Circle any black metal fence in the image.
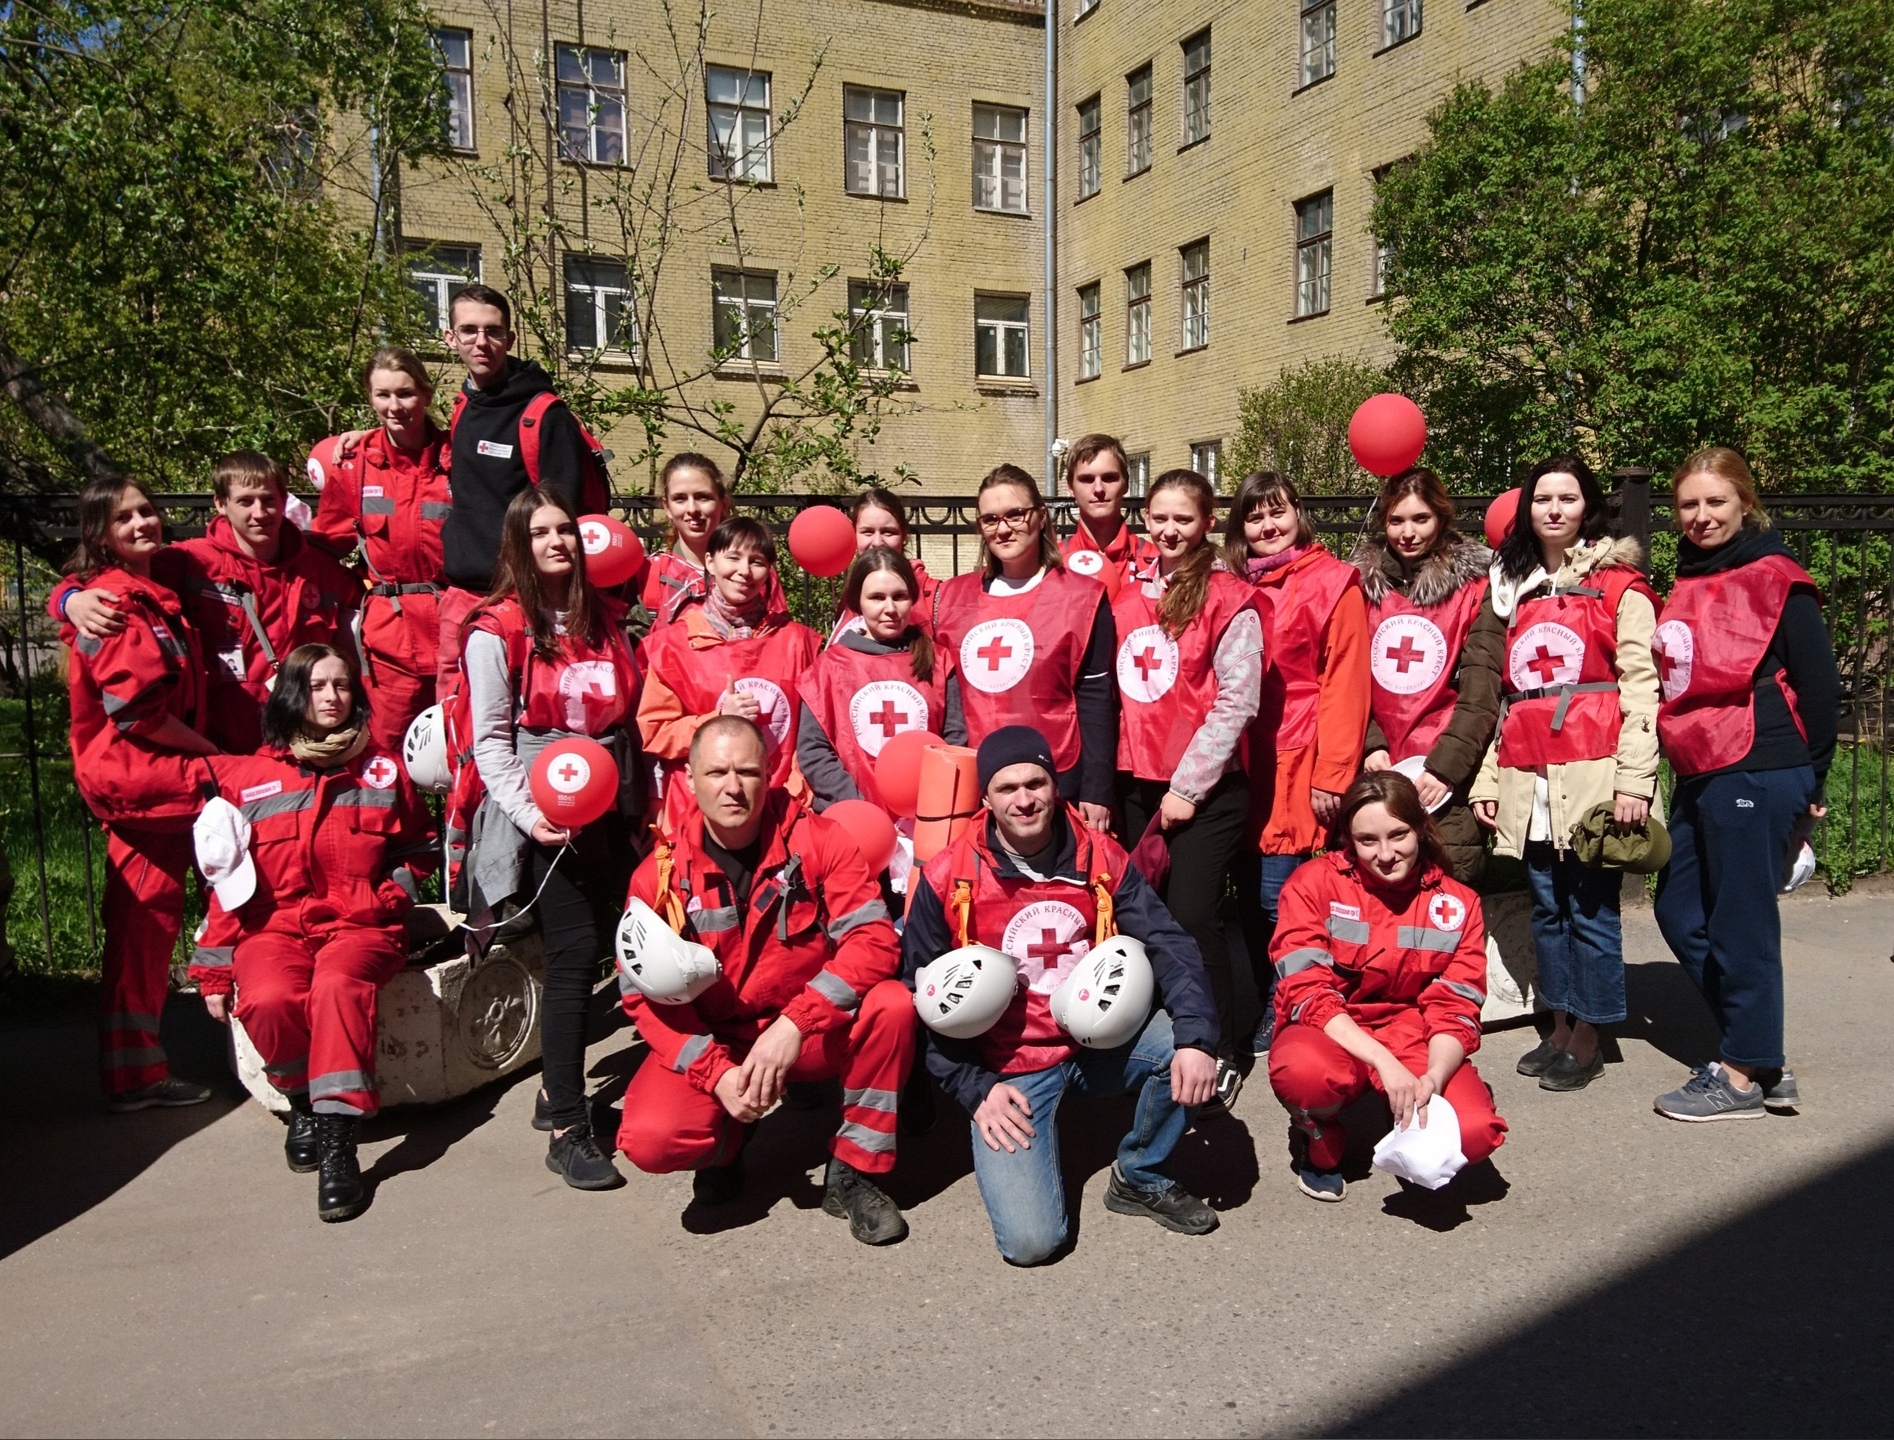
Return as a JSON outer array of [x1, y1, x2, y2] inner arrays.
[[4, 474, 1892, 972]]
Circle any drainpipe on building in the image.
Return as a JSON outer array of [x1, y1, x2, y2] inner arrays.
[[1571, 0, 1586, 107], [1044, 0, 1058, 493]]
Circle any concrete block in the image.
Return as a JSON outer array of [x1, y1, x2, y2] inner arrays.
[[1481, 889, 1542, 1023]]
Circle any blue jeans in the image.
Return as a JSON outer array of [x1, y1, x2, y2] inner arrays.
[[970, 1008, 1192, 1266], [1524, 842, 1627, 1025], [1654, 767, 1813, 1070]]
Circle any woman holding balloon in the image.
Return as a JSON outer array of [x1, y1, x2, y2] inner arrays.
[[462, 488, 643, 1190]]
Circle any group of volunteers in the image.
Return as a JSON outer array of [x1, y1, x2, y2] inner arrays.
[[59, 279, 1838, 1256]]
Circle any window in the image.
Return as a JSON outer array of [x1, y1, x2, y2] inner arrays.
[[1180, 240, 1209, 351], [845, 86, 904, 197], [1300, 0, 1336, 86], [1077, 284, 1102, 380], [1126, 65, 1153, 176], [1370, 163, 1398, 298], [564, 257, 634, 354], [1077, 96, 1102, 200], [1295, 191, 1333, 317], [708, 67, 771, 182], [1383, 0, 1420, 46], [435, 29, 475, 150], [973, 104, 1028, 213], [975, 295, 1031, 379], [849, 280, 911, 370], [1190, 441, 1221, 486], [1076, 0, 1099, 15], [712, 269, 778, 363], [1126, 453, 1150, 496], [405, 243, 481, 333], [1125, 262, 1151, 365], [556, 46, 627, 164], [1182, 30, 1211, 144]]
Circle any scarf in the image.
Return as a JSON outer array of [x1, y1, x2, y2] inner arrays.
[[703, 585, 771, 641], [289, 722, 372, 770], [1244, 545, 1308, 583], [1675, 523, 1791, 578]]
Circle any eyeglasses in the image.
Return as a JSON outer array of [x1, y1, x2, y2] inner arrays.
[[977, 505, 1041, 532], [453, 325, 509, 341]]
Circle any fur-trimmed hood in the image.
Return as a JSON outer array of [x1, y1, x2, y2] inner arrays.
[[1348, 531, 1492, 607], [1489, 534, 1646, 620]]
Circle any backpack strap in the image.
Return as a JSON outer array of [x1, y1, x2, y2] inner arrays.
[[519, 391, 559, 488], [1092, 871, 1117, 943], [652, 843, 688, 933], [449, 390, 468, 439], [949, 878, 973, 949]]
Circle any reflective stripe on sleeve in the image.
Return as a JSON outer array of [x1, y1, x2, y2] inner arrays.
[[421, 502, 453, 521], [331, 787, 399, 810], [835, 1120, 898, 1154], [672, 1033, 712, 1072], [843, 1086, 900, 1114], [1275, 946, 1336, 979], [1428, 977, 1487, 1006], [826, 899, 889, 941], [808, 968, 862, 1010], [191, 946, 235, 969]]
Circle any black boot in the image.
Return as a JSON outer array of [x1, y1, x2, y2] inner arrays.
[[284, 1095, 319, 1174], [821, 1157, 908, 1245], [315, 1115, 368, 1223]]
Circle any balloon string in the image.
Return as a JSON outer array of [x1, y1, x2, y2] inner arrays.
[[456, 838, 571, 939]]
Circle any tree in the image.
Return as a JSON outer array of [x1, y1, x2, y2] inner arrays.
[[1227, 357, 1387, 494], [1373, 0, 1894, 493]]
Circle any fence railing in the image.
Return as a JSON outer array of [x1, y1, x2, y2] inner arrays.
[[3, 475, 1892, 973]]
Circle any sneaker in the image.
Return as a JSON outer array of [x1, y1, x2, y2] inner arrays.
[[315, 1115, 368, 1223], [691, 1157, 745, 1207], [1539, 1048, 1605, 1092], [108, 1077, 211, 1113], [1211, 1058, 1243, 1113], [1295, 1165, 1346, 1203], [821, 1158, 909, 1245], [284, 1102, 320, 1174], [1250, 1009, 1277, 1058], [1515, 1035, 1563, 1078], [1654, 1063, 1766, 1122], [1760, 1068, 1801, 1113], [531, 1089, 555, 1133], [1102, 1168, 1220, 1235], [545, 1122, 625, 1190]]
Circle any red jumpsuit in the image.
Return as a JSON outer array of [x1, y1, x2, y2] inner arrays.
[[1267, 851, 1507, 1171], [308, 426, 452, 752], [189, 746, 437, 1115], [64, 565, 214, 1097], [615, 793, 911, 1175]]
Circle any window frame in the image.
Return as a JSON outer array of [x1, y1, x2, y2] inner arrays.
[[1076, 94, 1103, 201], [1181, 29, 1212, 147], [972, 102, 1030, 214], [712, 268, 780, 365], [1076, 282, 1102, 381], [1380, 0, 1422, 49], [555, 44, 628, 166], [707, 66, 773, 183], [848, 278, 912, 372], [1294, 190, 1334, 319], [1125, 452, 1151, 497], [974, 293, 1032, 381], [563, 254, 636, 357], [844, 84, 906, 199], [1125, 64, 1153, 177], [405, 243, 481, 335], [1189, 441, 1221, 487], [1299, 0, 1337, 89], [1179, 239, 1210, 352], [1125, 261, 1152, 367], [435, 28, 476, 152]]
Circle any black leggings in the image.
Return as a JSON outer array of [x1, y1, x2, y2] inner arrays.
[[1119, 772, 1250, 1061], [527, 812, 632, 1130]]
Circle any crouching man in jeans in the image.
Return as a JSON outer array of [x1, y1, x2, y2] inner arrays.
[[902, 725, 1221, 1265]]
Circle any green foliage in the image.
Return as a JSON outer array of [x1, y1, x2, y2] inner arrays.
[[1374, 0, 1894, 492], [1227, 357, 1389, 495], [0, 0, 450, 488]]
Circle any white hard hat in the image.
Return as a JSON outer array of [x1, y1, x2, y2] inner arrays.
[[193, 796, 256, 910], [615, 898, 722, 1005], [912, 943, 1018, 1038], [1370, 1092, 1468, 1190], [1050, 934, 1154, 1049], [402, 704, 450, 793]]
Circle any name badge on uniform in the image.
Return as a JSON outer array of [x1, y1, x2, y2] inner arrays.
[[1329, 902, 1362, 922], [361, 485, 384, 498], [218, 648, 245, 678], [477, 439, 514, 458], [240, 780, 283, 803]]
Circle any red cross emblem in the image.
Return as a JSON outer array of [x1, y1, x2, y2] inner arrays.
[[1524, 645, 1566, 685], [976, 636, 1013, 671], [1428, 893, 1466, 932], [360, 756, 397, 789], [1385, 636, 1426, 673], [868, 699, 910, 738], [558, 761, 582, 784], [1026, 926, 1078, 968], [1655, 646, 1676, 684], [1132, 646, 1164, 682]]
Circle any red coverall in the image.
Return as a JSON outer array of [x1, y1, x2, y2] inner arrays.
[[308, 426, 451, 752], [64, 566, 214, 1097], [1267, 851, 1507, 1170], [189, 746, 437, 1115], [615, 792, 911, 1174]]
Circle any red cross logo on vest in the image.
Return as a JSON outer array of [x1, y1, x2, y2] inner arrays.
[[1115, 623, 1179, 703], [1653, 619, 1695, 703], [733, 676, 792, 749], [1427, 892, 1467, 932], [558, 659, 619, 732], [1370, 614, 1448, 696], [1508, 622, 1585, 690], [848, 679, 929, 757], [959, 617, 1035, 695], [1002, 899, 1091, 992], [1067, 549, 1106, 579], [360, 755, 398, 789]]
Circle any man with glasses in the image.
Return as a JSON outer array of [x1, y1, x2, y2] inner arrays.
[[1060, 433, 1157, 598]]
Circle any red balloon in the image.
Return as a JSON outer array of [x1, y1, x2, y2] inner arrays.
[[529, 737, 620, 830], [578, 514, 645, 589], [305, 435, 342, 493], [788, 505, 858, 578], [875, 729, 944, 818], [1483, 488, 1521, 549], [1348, 393, 1428, 477], [824, 798, 898, 871]]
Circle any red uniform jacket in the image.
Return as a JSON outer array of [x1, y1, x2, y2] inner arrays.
[[620, 793, 899, 1095], [1270, 851, 1486, 1052]]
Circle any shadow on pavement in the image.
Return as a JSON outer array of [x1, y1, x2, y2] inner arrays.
[[1328, 1135, 1894, 1438], [1622, 958, 1724, 1070]]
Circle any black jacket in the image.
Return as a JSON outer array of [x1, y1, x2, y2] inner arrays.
[[442, 359, 587, 589]]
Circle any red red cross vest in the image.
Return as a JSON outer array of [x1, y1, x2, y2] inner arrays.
[[1253, 547, 1362, 750], [921, 807, 1123, 1074], [1061, 525, 1157, 600], [1112, 567, 1260, 781], [1654, 553, 1817, 777], [1366, 575, 1489, 762], [796, 641, 948, 810], [931, 566, 1106, 771], [1496, 566, 1655, 768], [640, 550, 706, 627]]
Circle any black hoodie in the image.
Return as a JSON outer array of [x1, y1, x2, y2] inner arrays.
[[442, 358, 586, 589]]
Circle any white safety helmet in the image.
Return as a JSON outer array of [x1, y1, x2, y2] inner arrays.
[[615, 898, 722, 1005], [402, 704, 450, 793], [1050, 934, 1155, 1049], [912, 943, 1018, 1039]]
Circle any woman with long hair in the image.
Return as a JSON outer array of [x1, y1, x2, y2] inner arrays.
[[190, 644, 436, 1221], [827, 487, 940, 643], [61, 475, 218, 1112], [1351, 467, 1502, 882], [640, 453, 732, 626], [929, 465, 1118, 830], [1222, 470, 1370, 1054], [1113, 469, 1263, 1108], [461, 489, 644, 1189], [1649, 448, 1839, 1120], [1266, 770, 1506, 1203], [1470, 455, 1660, 1094]]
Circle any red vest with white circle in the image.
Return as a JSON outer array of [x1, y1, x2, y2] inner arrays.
[[1062, 525, 1157, 599], [1251, 548, 1362, 750], [1366, 575, 1489, 762], [1654, 553, 1817, 777], [920, 807, 1124, 1075], [1112, 567, 1260, 781], [469, 597, 640, 737], [796, 640, 948, 809], [1496, 566, 1654, 768], [640, 550, 706, 627], [931, 566, 1107, 771]]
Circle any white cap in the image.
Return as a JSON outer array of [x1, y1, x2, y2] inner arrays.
[[1370, 1092, 1468, 1190], [194, 797, 257, 910]]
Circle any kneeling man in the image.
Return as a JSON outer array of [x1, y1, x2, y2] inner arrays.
[[903, 726, 1220, 1265], [616, 716, 914, 1244]]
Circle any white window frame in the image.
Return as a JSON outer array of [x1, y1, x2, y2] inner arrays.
[[564, 255, 635, 356], [1180, 240, 1209, 351], [972, 104, 1029, 214], [1382, 0, 1421, 46], [1076, 96, 1102, 199], [975, 294, 1031, 380], [713, 268, 779, 363], [1126, 65, 1153, 176], [707, 66, 772, 182], [1295, 191, 1333, 318], [1300, 0, 1336, 86], [1125, 262, 1152, 365], [556, 45, 627, 165], [406, 243, 481, 334], [435, 29, 475, 151], [1126, 452, 1150, 497], [1077, 283, 1102, 380], [849, 279, 911, 371], [1190, 441, 1221, 487], [845, 86, 905, 198], [1182, 30, 1211, 145]]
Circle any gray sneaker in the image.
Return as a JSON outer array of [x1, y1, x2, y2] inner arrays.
[[1761, 1068, 1801, 1113], [1654, 1064, 1766, 1122]]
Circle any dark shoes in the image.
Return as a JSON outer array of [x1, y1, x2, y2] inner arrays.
[[1516, 1035, 1563, 1078], [1539, 1048, 1605, 1092], [546, 1122, 625, 1190], [108, 1077, 211, 1113], [1103, 1168, 1220, 1235], [1295, 1165, 1347, 1202], [284, 1099, 320, 1173], [822, 1158, 909, 1245], [1759, 1067, 1802, 1113], [531, 1089, 555, 1132], [1211, 1059, 1244, 1113], [692, 1156, 745, 1208], [316, 1115, 368, 1223]]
